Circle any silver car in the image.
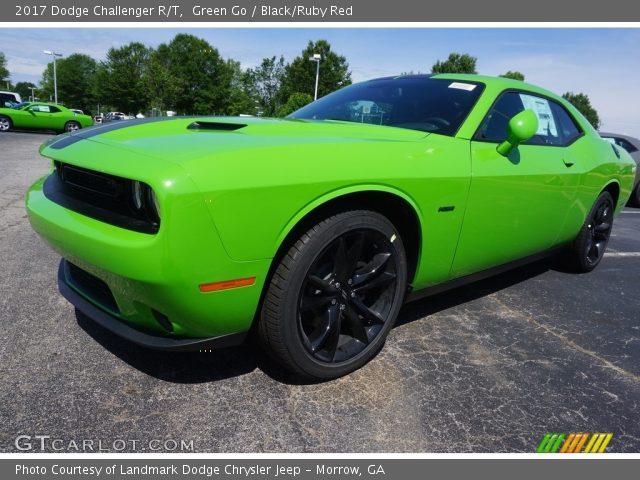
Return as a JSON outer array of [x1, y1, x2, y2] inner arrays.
[[600, 132, 640, 206]]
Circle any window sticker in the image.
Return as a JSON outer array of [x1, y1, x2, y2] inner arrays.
[[448, 82, 476, 91], [519, 94, 557, 137]]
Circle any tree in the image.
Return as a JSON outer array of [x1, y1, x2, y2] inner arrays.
[[0, 52, 9, 85], [277, 92, 313, 117], [13, 81, 37, 101], [562, 92, 601, 129], [40, 54, 97, 111], [246, 55, 286, 117], [281, 40, 351, 101], [93, 42, 151, 114], [147, 34, 231, 115], [431, 53, 477, 74], [500, 71, 525, 81], [223, 59, 258, 116]]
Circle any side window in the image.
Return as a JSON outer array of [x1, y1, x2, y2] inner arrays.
[[550, 102, 582, 145], [478, 91, 581, 146], [615, 138, 638, 153], [476, 92, 524, 142], [48, 106, 61, 113]]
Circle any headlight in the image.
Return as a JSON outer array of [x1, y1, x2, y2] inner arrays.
[[131, 180, 159, 223], [148, 188, 160, 219], [132, 181, 144, 210]]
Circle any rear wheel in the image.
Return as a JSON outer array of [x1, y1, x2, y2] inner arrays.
[[0, 115, 12, 132], [258, 210, 407, 380], [629, 183, 640, 208], [64, 121, 81, 133], [567, 191, 614, 272]]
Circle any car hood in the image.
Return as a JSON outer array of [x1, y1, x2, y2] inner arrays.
[[40, 116, 430, 165]]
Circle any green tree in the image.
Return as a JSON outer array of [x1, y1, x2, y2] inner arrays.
[[431, 53, 477, 74], [143, 46, 180, 114], [500, 71, 525, 81], [223, 59, 257, 116], [246, 55, 286, 117], [562, 92, 601, 129], [93, 42, 151, 114], [148, 34, 232, 115], [0, 52, 9, 85], [13, 81, 37, 101], [281, 40, 351, 101], [40, 54, 97, 111], [277, 92, 313, 117]]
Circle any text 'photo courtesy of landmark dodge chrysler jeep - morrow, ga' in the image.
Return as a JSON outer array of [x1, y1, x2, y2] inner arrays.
[[26, 74, 636, 380]]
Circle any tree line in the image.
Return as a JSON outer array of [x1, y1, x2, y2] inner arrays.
[[1, 40, 600, 128]]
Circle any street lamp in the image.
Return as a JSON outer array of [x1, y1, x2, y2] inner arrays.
[[43, 50, 63, 104], [309, 53, 321, 101], [29, 86, 37, 102]]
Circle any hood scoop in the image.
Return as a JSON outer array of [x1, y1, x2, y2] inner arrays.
[[187, 121, 246, 131]]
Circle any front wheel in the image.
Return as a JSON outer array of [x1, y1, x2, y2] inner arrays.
[[0, 115, 12, 132], [567, 191, 614, 272], [258, 210, 408, 380], [64, 121, 81, 133]]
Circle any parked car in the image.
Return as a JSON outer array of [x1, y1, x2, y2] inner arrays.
[[600, 132, 640, 206], [26, 74, 636, 379], [104, 112, 127, 122], [0, 102, 93, 133], [0, 90, 22, 108]]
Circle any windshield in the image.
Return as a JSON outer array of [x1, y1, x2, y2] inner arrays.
[[289, 77, 485, 136]]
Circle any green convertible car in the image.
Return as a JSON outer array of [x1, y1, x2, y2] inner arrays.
[[0, 102, 93, 133], [26, 74, 636, 379]]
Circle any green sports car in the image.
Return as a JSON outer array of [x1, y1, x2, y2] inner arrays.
[[26, 74, 636, 379], [0, 102, 93, 133]]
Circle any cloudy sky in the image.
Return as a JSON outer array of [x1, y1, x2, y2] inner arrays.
[[1, 27, 639, 136]]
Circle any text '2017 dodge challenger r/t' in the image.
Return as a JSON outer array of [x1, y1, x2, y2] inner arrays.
[[26, 74, 636, 379]]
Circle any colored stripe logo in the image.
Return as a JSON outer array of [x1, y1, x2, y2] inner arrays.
[[537, 433, 613, 453]]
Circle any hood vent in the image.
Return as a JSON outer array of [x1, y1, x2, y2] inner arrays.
[[187, 121, 246, 131]]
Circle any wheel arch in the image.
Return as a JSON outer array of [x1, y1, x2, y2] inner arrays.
[[602, 180, 620, 209], [272, 185, 423, 286]]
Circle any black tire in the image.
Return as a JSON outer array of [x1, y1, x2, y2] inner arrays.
[[258, 210, 408, 380], [567, 191, 615, 272], [0, 115, 12, 132], [628, 183, 640, 208], [64, 121, 81, 133]]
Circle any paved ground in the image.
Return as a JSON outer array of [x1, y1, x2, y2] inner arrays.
[[1, 131, 639, 453]]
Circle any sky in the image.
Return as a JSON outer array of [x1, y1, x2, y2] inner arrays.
[[0, 27, 639, 136]]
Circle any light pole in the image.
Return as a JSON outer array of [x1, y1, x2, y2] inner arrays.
[[309, 53, 321, 100], [43, 50, 63, 104], [29, 86, 37, 102]]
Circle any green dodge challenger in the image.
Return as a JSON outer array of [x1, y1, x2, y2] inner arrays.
[[0, 101, 94, 133], [26, 74, 636, 379]]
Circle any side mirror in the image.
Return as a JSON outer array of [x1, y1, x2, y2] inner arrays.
[[496, 109, 539, 157]]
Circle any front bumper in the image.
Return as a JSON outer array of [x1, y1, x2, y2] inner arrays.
[[59, 259, 247, 351]]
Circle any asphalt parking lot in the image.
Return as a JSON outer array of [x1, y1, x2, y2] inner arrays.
[[1, 130, 639, 453]]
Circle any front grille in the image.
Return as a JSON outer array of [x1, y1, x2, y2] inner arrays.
[[66, 262, 120, 313], [43, 162, 159, 234]]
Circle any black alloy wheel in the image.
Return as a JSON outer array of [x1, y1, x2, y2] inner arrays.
[[258, 210, 407, 380], [568, 190, 615, 272], [298, 228, 398, 363]]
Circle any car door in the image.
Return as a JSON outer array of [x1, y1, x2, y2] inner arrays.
[[451, 91, 583, 277], [22, 104, 53, 129]]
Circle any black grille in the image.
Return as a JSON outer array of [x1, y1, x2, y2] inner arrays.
[[66, 262, 119, 313], [43, 162, 159, 234]]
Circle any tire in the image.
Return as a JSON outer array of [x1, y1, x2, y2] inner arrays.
[[628, 183, 640, 208], [258, 210, 408, 380], [0, 115, 12, 132], [567, 191, 615, 273], [64, 121, 81, 133]]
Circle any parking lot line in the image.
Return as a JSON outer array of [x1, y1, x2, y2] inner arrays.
[[604, 251, 640, 257]]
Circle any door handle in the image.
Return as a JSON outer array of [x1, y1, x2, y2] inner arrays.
[[563, 159, 574, 168]]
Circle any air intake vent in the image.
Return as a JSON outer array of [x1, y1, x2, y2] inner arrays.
[[187, 121, 246, 131]]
